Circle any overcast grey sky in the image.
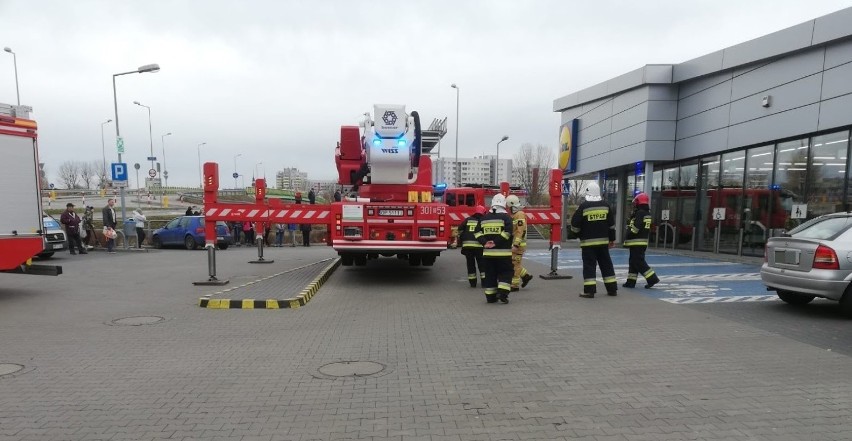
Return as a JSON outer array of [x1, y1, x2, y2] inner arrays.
[[2, 0, 851, 188]]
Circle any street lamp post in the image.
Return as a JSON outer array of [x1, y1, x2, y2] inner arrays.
[[133, 101, 155, 184], [197, 142, 206, 189], [161, 132, 172, 187], [450, 83, 459, 186], [100, 119, 112, 185], [112, 63, 160, 228], [233, 153, 242, 189], [495, 135, 509, 186], [3, 47, 20, 106]]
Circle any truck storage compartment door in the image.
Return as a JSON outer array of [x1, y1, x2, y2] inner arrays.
[[0, 133, 42, 238]]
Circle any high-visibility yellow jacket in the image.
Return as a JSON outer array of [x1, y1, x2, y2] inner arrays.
[[512, 210, 527, 248]]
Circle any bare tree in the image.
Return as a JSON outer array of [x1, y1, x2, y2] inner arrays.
[[57, 161, 81, 189], [566, 179, 590, 206], [513, 143, 555, 206], [79, 161, 98, 189]]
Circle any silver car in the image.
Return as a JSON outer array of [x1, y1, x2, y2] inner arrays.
[[761, 212, 852, 316]]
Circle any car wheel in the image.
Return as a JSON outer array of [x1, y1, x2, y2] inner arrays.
[[38, 252, 54, 259], [152, 236, 162, 249], [218, 244, 229, 250], [184, 235, 198, 250], [839, 286, 852, 317], [777, 290, 815, 305]]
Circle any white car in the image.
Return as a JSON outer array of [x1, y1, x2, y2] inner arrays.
[[39, 215, 66, 258]]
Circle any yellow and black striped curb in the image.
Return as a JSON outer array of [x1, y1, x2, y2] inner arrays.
[[198, 257, 341, 309]]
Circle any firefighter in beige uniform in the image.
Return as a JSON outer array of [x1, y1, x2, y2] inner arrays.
[[506, 195, 533, 291]]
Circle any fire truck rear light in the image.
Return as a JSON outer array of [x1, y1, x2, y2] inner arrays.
[[400, 230, 410, 239], [371, 230, 381, 239], [407, 209, 414, 216], [419, 227, 436, 238], [368, 209, 374, 216]]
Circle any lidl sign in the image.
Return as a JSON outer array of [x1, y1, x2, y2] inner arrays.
[[559, 119, 578, 175]]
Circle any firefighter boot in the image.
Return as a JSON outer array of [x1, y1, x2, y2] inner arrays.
[[521, 273, 533, 288], [485, 294, 498, 303], [645, 272, 660, 289], [468, 275, 478, 288], [498, 290, 510, 304]]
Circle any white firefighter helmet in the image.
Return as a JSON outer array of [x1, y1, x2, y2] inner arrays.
[[505, 195, 522, 213], [491, 193, 507, 210], [583, 182, 602, 202]]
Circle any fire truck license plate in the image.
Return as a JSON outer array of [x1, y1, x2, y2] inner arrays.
[[378, 209, 403, 216]]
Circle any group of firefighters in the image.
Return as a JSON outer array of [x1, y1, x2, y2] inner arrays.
[[455, 183, 659, 303]]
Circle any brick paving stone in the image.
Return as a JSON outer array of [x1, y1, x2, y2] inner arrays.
[[2, 243, 852, 440]]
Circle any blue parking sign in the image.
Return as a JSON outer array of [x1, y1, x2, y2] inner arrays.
[[111, 163, 128, 182]]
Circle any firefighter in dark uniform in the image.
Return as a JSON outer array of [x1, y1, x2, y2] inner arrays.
[[458, 205, 487, 287], [570, 181, 618, 298], [474, 194, 514, 304], [623, 192, 660, 289]]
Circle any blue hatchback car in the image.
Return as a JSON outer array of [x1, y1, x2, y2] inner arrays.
[[151, 216, 232, 250]]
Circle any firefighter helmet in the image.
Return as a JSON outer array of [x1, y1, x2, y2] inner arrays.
[[474, 205, 487, 216], [505, 195, 522, 213], [633, 192, 650, 206], [491, 194, 507, 209], [583, 182, 602, 202]]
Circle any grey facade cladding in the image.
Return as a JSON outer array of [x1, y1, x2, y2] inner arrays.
[[554, 7, 852, 176]]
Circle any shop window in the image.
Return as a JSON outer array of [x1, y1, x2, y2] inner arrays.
[[808, 131, 849, 218], [774, 138, 809, 230]]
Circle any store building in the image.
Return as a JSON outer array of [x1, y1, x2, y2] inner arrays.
[[554, 7, 852, 256]]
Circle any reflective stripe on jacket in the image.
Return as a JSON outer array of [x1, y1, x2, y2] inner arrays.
[[570, 200, 615, 247]]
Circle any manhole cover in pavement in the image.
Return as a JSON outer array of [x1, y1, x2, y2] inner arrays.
[[111, 316, 165, 326], [318, 361, 385, 377], [0, 364, 24, 376]]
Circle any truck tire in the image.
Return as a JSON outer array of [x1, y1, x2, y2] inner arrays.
[[408, 254, 422, 266], [354, 254, 367, 266], [421, 254, 436, 266], [341, 254, 354, 266]]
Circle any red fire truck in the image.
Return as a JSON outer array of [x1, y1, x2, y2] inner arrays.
[[201, 104, 562, 269], [0, 103, 62, 276]]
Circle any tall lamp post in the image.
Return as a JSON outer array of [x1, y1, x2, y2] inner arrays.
[[495, 135, 509, 185], [233, 153, 242, 189], [197, 142, 206, 189], [450, 83, 459, 186], [133, 101, 155, 186], [112, 63, 160, 226], [100, 119, 112, 185], [161, 132, 172, 187], [3, 47, 20, 106]]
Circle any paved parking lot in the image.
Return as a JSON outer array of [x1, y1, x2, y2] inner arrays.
[[2, 242, 852, 440]]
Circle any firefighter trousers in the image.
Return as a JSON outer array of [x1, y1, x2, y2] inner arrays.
[[581, 246, 617, 295], [624, 246, 659, 288], [462, 248, 484, 287], [483, 257, 513, 303], [511, 247, 529, 288]]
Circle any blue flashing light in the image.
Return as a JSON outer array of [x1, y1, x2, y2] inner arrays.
[[373, 139, 381, 147], [397, 139, 406, 148], [434, 183, 447, 190]]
